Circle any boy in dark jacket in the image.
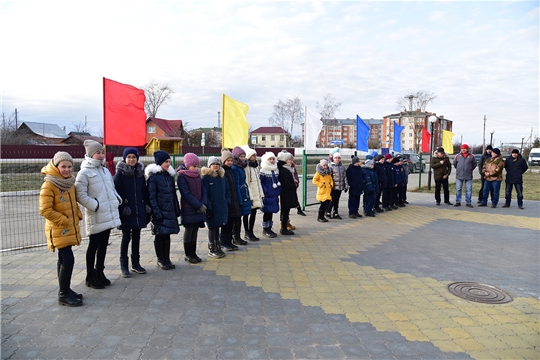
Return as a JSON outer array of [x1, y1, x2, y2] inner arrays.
[[382, 154, 396, 211], [503, 149, 529, 209], [221, 149, 241, 251], [373, 155, 386, 213], [345, 156, 364, 218], [277, 151, 298, 235], [361, 160, 379, 217]]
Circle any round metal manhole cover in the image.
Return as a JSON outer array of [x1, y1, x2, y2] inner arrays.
[[447, 282, 513, 304]]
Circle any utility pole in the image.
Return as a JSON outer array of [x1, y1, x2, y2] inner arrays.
[[15, 108, 18, 129], [482, 115, 486, 153], [217, 111, 221, 128]]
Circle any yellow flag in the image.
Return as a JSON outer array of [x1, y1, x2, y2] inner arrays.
[[442, 130, 455, 155], [222, 94, 249, 148]]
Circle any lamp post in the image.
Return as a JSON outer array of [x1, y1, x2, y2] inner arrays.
[[521, 135, 525, 154], [427, 115, 437, 190], [490, 129, 495, 146]]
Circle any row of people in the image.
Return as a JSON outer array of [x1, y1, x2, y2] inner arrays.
[[38, 142, 303, 306], [447, 144, 528, 208]]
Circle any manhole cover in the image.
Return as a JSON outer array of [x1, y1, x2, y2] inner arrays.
[[447, 282, 513, 304]]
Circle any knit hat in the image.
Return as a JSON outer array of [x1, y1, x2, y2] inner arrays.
[[370, 151, 378, 158], [512, 149, 520, 155], [392, 157, 401, 163], [384, 154, 393, 160], [319, 159, 328, 166], [221, 148, 234, 163], [492, 148, 501, 156], [436, 147, 445, 153], [461, 144, 469, 150], [351, 156, 360, 165], [333, 153, 341, 159], [53, 151, 73, 166], [365, 155, 373, 160], [154, 150, 170, 165], [232, 146, 246, 158], [122, 147, 139, 161], [486, 145, 493, 151], [207, 156, 221, 167], [331, 147, 340, 155], [365, 159, 374, 167], [183, 153, 200, 168], [242, 145, 257, 160], [375, 154, 385, 161], [84, 140, 104, 157], [277, 150, 293, 162]]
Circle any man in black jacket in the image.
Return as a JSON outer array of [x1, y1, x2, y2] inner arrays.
[[477, 145, 493, 204], [503, 149, 529, 209]]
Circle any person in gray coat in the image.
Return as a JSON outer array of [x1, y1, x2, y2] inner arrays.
[[76, 140, 122, 289], [453, 144, 477, 207]]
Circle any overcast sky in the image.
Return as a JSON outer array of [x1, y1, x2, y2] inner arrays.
[[2, 0, 538, 147]]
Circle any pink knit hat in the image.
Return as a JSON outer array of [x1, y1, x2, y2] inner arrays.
[[232, 146, 246, 158], [183, 153, 200, 168]]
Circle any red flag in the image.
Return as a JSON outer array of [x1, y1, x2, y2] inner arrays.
[[421, 125, 431, 153], [103, 78, 147, 146]]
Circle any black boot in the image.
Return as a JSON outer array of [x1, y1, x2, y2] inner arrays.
[[130, 255, 146, 274], [154, 240, 170, 270], [163, 238, 175, 269], [85, 269, 104, 289], [215, 239, 226, 257], [192, 242, 202, 263], [58, 261, 82, 299], [317, 210, 328, 222], [244, 230, 259, 242], [297, 207, 306, 216], [184, 242, 198, 264], [208, 242, 225, 258], [58, 265, 83, 307], [120, 256, 130, 278], [95, 267, 111, 286]]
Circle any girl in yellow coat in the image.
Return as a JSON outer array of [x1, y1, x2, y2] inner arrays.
[[312, 159, 334, 223], [39, 151, 83, 307]]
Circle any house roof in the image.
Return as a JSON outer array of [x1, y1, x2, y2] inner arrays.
[[149, 136, 184, 141], [62, 133, 102, 143], [147, 118, 183, 136], [251, 127, 288, 134], [20, 122, 67, 139]]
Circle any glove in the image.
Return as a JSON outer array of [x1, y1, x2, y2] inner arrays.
[[198, 204, 207, 213], [145, 205, 152, 214], [344, 188, 348, 193], [122, 206, 131, 217], [206, 210, 213, 219]]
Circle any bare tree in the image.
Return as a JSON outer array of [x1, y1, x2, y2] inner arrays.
[[316, 93, 342, 125], [396, 90, 437, 112], [72, 118, 92, 134], [205, 131, 221, 147], [0, 112, 26, 144], [142, 80, 174, 118], [268, 97, 304, 145]]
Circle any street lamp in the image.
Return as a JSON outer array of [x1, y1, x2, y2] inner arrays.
[[427, 115, 437, 190], [490, 129, 495, 146], [521, 135, 525, 154]]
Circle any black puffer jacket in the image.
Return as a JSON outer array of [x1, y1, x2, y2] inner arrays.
[[145, 164, 181, 235], [504, 156, 528, 184], [114, 161, 149, 230], [277, 160, 299, 210]]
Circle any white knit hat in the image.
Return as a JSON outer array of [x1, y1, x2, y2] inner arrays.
[[53, 151, 73, 166], [84, 140, 104, 157]]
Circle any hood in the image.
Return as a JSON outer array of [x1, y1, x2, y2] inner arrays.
[[145, 163, 175, 179], [201, 166, 224, 178]]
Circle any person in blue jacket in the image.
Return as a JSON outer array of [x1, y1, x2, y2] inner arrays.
[[382, 154, 396, 211], [177, 153, 207, 264], [362, 159, 379, 217], [201, 157, 229, 258], [259, 152, 282, 237], [393, 156, 407, 207], [231, 146, 251, 246], [373, 155, 386, 213], [145, 151, 181, 270], [220, 149, 241, 251], [113, 148, 150, 278], [345, 156, 364, 218]]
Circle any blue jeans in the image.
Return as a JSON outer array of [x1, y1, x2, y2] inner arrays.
[[505, 182, 523, 207], [482, 180, 501, 206], [455, 179, 473, 205]]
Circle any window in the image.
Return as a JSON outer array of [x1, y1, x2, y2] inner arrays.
[[147, 126, 156, 134], [271, 135, 275, 141], [261, 135, 266, 141], [280, 135, 284, 141]]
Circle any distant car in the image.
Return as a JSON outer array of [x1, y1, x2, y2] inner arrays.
[[398, 153, 426, 173], [529, 148, 540, 166], [474, 154, 482, 163]]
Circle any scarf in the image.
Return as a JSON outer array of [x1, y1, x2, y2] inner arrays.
[[177, 167, 201, 178], [316, 164, 331, 176], [247, 159, 259, 168], [44, 175, 75, 191], [233, 157, 247, 168]]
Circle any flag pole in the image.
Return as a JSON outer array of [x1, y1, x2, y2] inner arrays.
[[103, 77, 106, 146], [221, 94, 225, 149]]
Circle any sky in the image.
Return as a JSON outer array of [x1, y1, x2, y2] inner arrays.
[[1, 0, 538, 148]]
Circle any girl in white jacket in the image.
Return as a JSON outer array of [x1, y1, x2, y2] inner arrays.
[[76, 140, 122, 289], [241, 146, 263, 241]]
